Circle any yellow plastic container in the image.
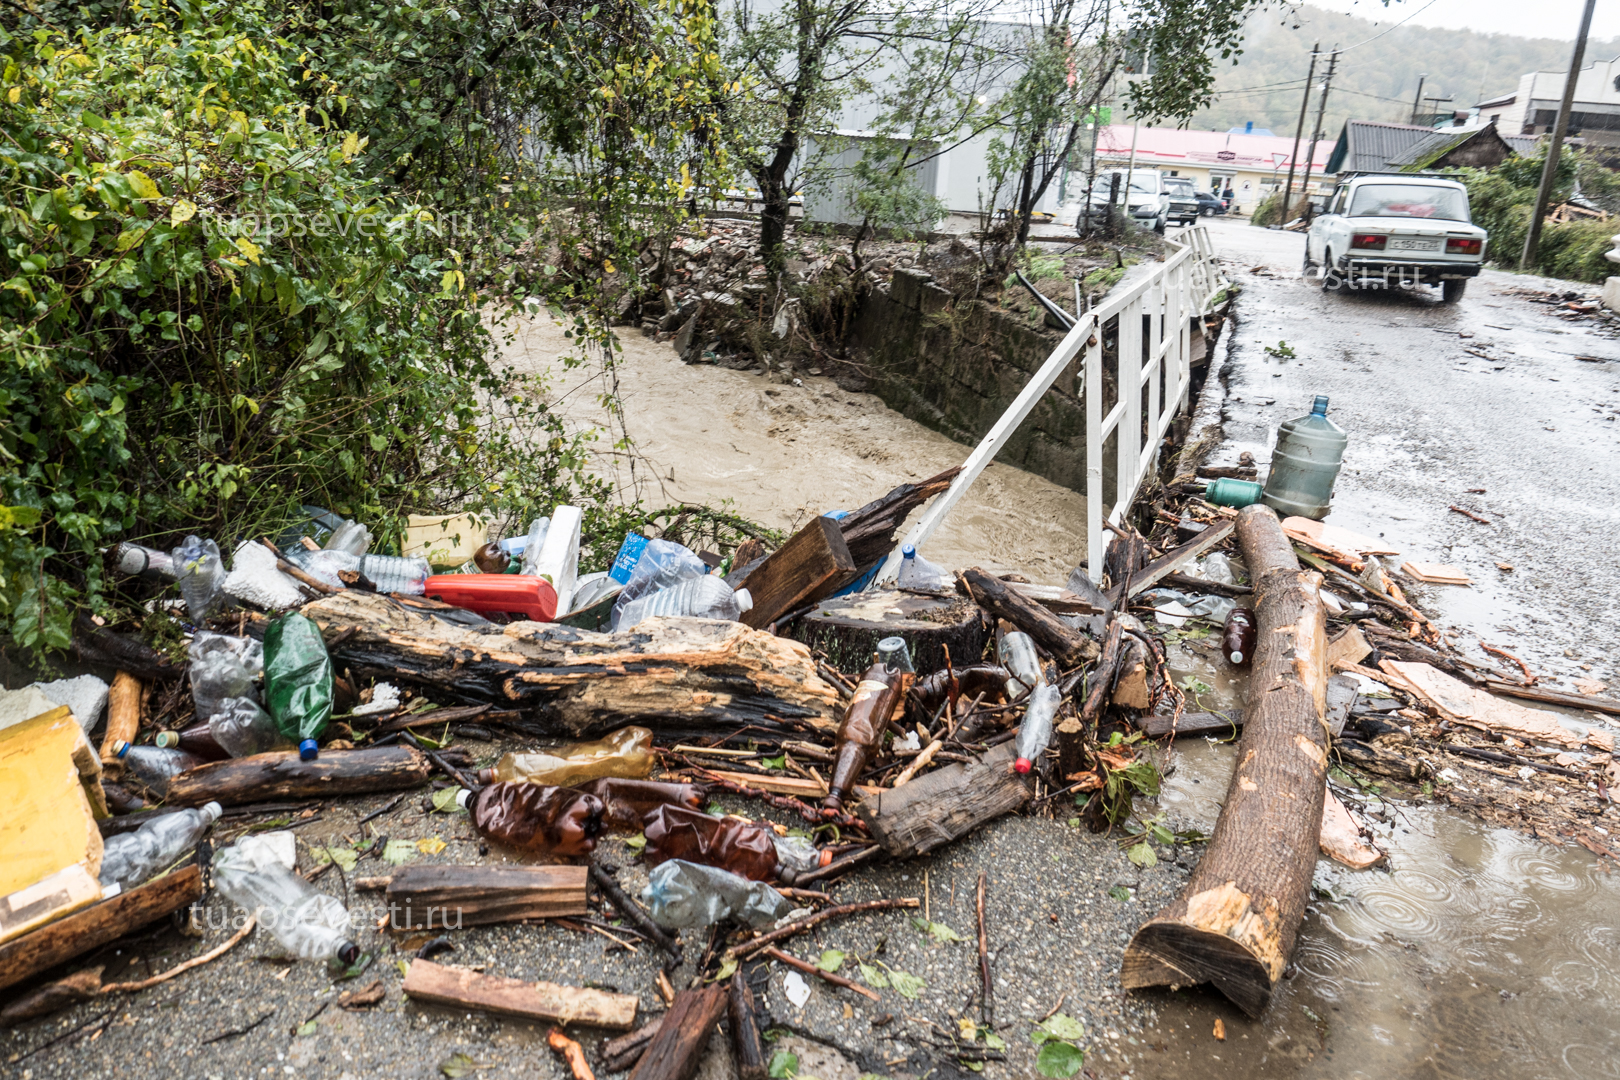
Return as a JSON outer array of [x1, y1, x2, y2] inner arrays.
[[479, 726, 655, 786], [402, 513, 488, 568]]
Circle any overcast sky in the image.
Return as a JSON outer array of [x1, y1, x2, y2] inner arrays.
[[1305, 0, 1620, 44]]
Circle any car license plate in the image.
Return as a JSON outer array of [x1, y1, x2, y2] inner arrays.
[[1388, 238, 1440, 251]]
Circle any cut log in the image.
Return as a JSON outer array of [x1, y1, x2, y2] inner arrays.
[[100, 671, 143, 776], [295, 591, 841, 737], [627, 984, 727, 1080], [1136, 710, 1244, 739], [600, 1018, 662, 1074], [736, 516, 856, 630], [385, 865, 587, 929], [1121, 504, 1327, 1018], [788, 590, 987, 676], [837, 468, 961, 570], [402, 958, 638, 1030], [165, 746, 431, 807], [728, 972, 768, 1080], [1111, 637, 1153, 710], [960, 569, 1098, 667], [857, 740, 1032, 858], [0, 865, 203, 993]]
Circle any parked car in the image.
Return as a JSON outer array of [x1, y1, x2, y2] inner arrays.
[[1162, 177, 1201, 226], [1194, 190, 1226, 216], [1076, 169, 1169, 234], [1304, 174, 1486, 303]]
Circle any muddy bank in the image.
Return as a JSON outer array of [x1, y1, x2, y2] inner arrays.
[[504, 314, 1089, 583]]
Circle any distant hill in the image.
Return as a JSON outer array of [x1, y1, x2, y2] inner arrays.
[[1166, 3, 1620, 142]]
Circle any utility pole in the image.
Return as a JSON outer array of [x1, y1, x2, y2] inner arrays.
[[1409, 73, 1427, 126], [1282, 45, 1320, 220], [1297, 49, 1339, 224], [1523, 0, 1597, 268]]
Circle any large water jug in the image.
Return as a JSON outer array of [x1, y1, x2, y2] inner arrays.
[[1262, 395, 1348, 521]]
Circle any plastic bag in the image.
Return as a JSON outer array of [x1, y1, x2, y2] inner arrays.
[[610, 539, 707, 630], [639, 859, 793, 930], [324, 519, 373, 556], [173, 535, 227, 620], [210, 696, 289, 757], [189, 632, 264, 724], [1138, 589, 1238, 625], [263, 614, 333, 761]]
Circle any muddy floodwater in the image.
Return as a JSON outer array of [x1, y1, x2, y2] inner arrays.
[[505, 309, 1620, 1079]]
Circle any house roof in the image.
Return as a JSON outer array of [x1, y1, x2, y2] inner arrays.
[[1386, 123, 1516, 169], [1325, 120, 1441, 175], [1504, 133, 1540, 154], [1476, 92, 1517, 110], [1093, 125, 1334, 173]]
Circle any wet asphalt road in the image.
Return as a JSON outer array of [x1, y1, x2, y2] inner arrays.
[[1194, 215, 1620, 684]]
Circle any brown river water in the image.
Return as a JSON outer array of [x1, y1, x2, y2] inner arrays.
[[506, 314, 1620, 1079]]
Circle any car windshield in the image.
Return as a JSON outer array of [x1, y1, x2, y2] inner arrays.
[[1348, 184, 1469, 221], [1164, 180, 1195, 195], [1087, 176, 1157, 200]]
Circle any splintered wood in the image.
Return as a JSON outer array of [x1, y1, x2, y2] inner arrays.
[[1381, 661, 1582, 749]]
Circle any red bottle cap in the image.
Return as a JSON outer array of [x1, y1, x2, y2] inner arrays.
[[1014, 757, 1033, 774]]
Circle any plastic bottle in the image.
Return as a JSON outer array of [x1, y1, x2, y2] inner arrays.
[[473, 542, 511, 574], [610, 539, 708, 629], [824, 640, 913, 811], [639, 859, 793, 930], [263, 614, 334, 761], [460, 783, 605, 857], [98, 802, 222, 892], [324, 520, 373, 556], [1223, 607, 1258, 666], [771, 835, 828, 884], [1204, 477, 1264, 509], [210, 697, 291, 757], [111, 740, 208, 788], [477, 726, 655, 786], [643, 805, 780, 882], [609, 533, 650, 584], [997, 631, 1043, 699], [214, 842, 359, 964], [616, 576, 754, 629], [895, 544, 952, 591], [188, 631, 264, 724], [517, 517, 551, 577], [113, 542, 178, 582], [358, 554, 431, 595], [172, 535, 226, 620], [154, 722, 230, 761], [1261, 395, 1349, 521], [1198, 553, 1238, 586], [1014, 684, 1062, 775], [576, 778, 706, 832]]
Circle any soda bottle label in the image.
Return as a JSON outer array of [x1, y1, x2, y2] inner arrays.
[[609, 533, 650, 584]]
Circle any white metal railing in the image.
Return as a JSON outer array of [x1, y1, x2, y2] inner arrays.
[[876, 226, 1229, 585]]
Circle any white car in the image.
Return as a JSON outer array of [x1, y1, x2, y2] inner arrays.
[[1079, 169, 1169, 234], [1304, 174, 1487, 303]]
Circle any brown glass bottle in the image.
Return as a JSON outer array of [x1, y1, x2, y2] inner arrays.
[[1223, 607, 1258, 666], [473, 542, 510, 574], [823, 664, 909, 811], [642, 805, 779, 882], [463, 782, 604, 857], [576, 777, 705, 832], [154, 722, 230, 761]]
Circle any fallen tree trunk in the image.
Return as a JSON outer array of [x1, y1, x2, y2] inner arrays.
[[1120, 504, 1327, 1017], [960, 568, 1099, 667], [295, 591, 842, 737], [165, 746, 431, 807]]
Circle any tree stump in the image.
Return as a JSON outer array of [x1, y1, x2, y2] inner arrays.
[[788, 591, 987, 675], [1120, 505, 1327, 1017]]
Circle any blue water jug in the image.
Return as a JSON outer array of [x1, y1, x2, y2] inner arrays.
[[1262, 395, 1348, 521]]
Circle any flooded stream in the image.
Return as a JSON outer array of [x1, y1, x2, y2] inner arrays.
[[508, 313, 1620, 1079]]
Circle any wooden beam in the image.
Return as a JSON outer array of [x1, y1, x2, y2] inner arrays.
[[385, 865, 587, 929], [0, 865, 203, 993], [100, 672, 143, 776], [1120, 519, 1235, 601], [627, 985, 727, 1080], [1137, 710, 1244, 739], [737, 516, 856, 630], [857, 741, 1033, 858], [165, 746, 432, 807], [1121, 505, 1327, 1018], [402, 959, 638, 1030], [960, 568, 1099, 666]]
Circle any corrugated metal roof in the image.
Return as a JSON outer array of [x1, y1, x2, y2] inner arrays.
[[1326, 120, 1438, 175]]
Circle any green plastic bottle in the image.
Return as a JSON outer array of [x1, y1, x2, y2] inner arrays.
[[263, 614, 334, 761], [1262, 395, 1348, 521]]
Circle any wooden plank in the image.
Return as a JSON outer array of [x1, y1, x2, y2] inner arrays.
[[1400, 561, 1471, 585], [1385, 661, 1581, 748], [1483, 680, 1620, 718], [857, 741, 1033, 858], [0, 865, 203, 992], [402, 958, 638, 1030], [1319, 789, 1383, 870], [700, 770, 879, 800], [1137, 710, 1244, 739], [1325, 625, 1372, 671], [1121, 519, 1236, 600], [1007, 582, 1104, 615], [385, 864, 587, 929], [627, 985, 727, 1080], [737, 516, 856, 630], [1280, 517, 1399, 558], [165, 746, 432, 807]]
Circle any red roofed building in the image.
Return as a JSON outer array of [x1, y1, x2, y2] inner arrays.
[[1089, 125, 1336, 214]]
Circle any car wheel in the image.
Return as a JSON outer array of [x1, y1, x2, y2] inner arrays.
[[1201, 206, 1214, 217], [1320, 249, 1334, 291], [1442, 279, 1468, 303], [1154, 215, 1166, 235]]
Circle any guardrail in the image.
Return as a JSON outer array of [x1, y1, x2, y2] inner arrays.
[[876, 226, 1230, 584]]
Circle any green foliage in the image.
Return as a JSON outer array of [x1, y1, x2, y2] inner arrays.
[[1249, 191, 1282, 228], [1031, 1013, 1086, 1078], [1459, 154, 1618, 283], [1263, 340, 1296, 359]]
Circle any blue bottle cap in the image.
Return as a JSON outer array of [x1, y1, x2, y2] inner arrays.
[[902, 544, 916, 558], [298, 739, 319, 761], [1311, 394, 1329, 415]]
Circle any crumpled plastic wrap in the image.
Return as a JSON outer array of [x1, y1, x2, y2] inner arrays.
[[639, 858, 792, 930]]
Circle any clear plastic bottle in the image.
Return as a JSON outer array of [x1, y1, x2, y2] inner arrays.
[[98, 802, 222, 892], [997, 631, 1043, 699], [477, 726, 655, 786], [214, 842, 359, 964], [517, 517, 551, 578], [188, 631, 264, 724], [896, 544, 952, 591], [639, 859, 793, 930], [210, 697, 291, 757], [172, 535, 226, 620], [358, 554, 431, 595], [111, 740, 208, 789], [616, 576, 753, 629], [1014, 684, 1062, 775], [114, 542, 178, 582], [324, 520, 373, 556], [610, 539, 707, 629]]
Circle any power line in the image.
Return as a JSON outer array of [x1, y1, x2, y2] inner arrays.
[[1337, 0, 1443, 54]]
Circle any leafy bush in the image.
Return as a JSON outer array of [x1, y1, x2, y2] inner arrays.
[[0, 1, 621, 653], [1460, 157, 1616, 282]]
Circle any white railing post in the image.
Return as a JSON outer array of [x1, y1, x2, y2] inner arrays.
[[1086, 317, 1105, 576]]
